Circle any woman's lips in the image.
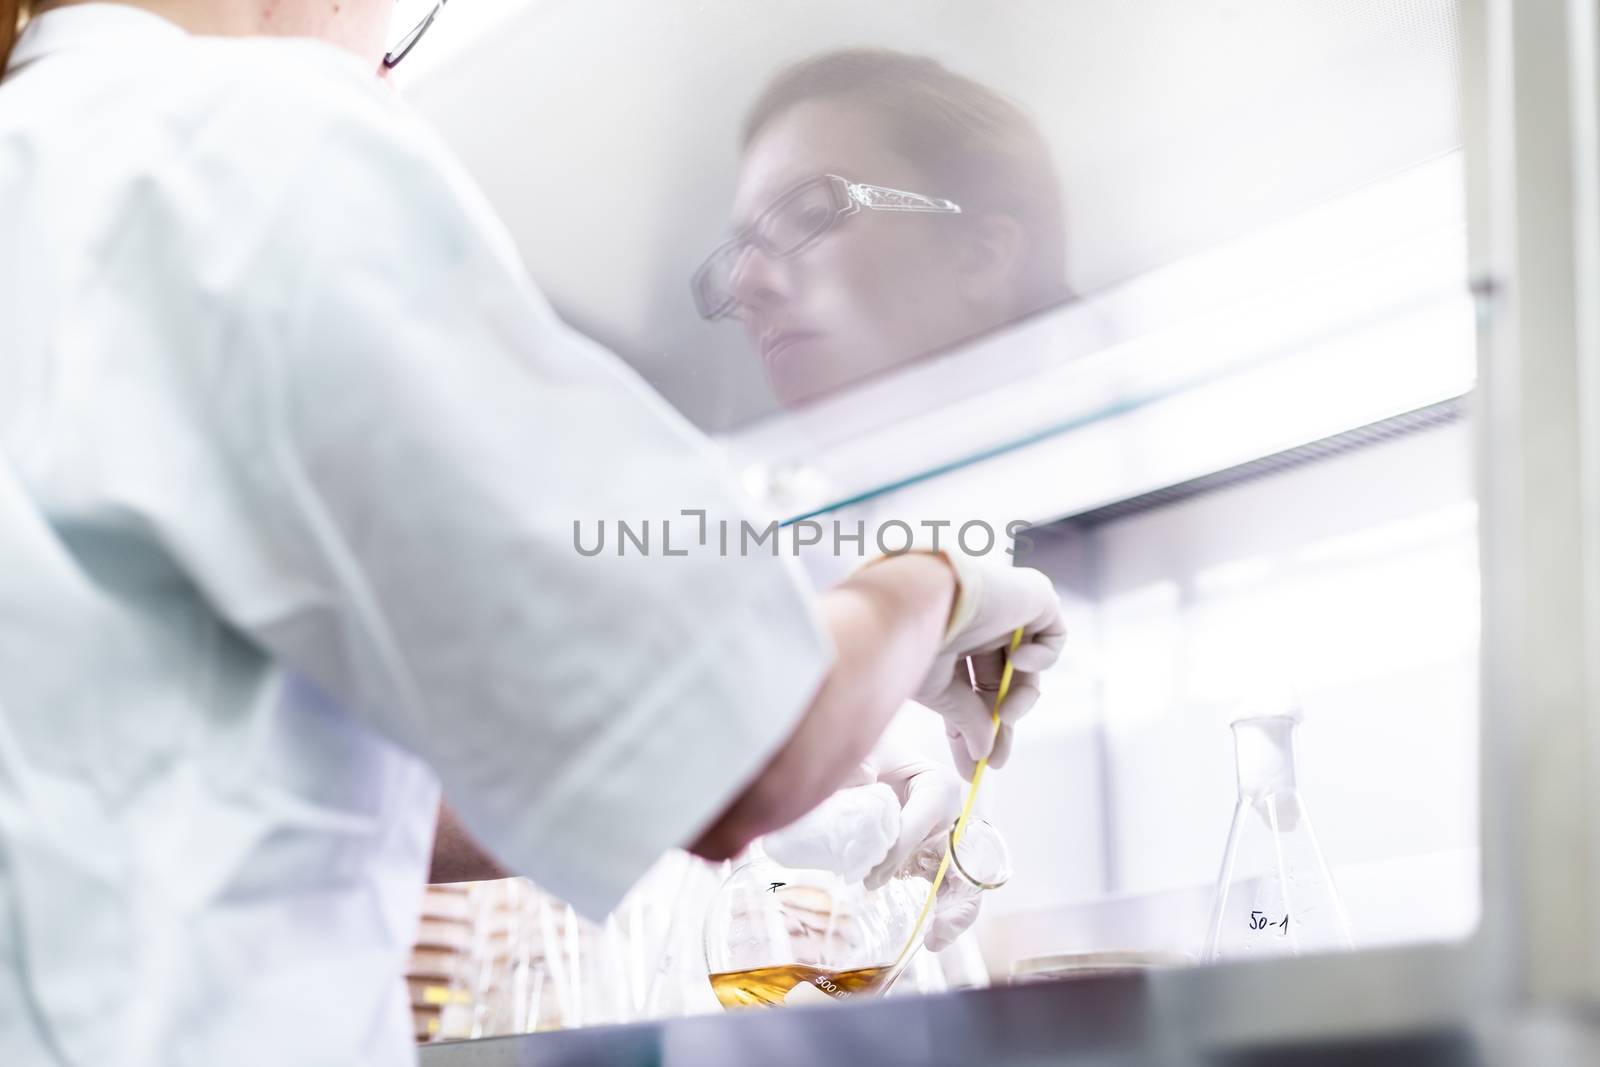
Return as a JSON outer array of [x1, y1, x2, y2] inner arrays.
[[760, 328, 821, 364]]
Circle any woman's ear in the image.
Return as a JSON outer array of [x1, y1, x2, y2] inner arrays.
[[955, 213, 1027, 315]]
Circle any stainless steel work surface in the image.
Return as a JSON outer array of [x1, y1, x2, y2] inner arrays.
[[415, 944, 1600, 1066]]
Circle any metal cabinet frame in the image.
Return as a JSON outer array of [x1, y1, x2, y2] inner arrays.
[[422, 3, 1600, 1060]]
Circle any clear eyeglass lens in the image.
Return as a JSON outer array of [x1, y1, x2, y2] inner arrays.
[[696, 180, 840, 318], [755, 180, 839, 257], [698, 246, 744, 318]]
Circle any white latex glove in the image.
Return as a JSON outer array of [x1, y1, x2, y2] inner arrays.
[[762, 775, 899, 884], [904, 552, 1067, 777], [767, 731, 986, 952], [866, 757, 984, 951], [926, 891, 981, 953], [896, 835, 989, 952], [862, 756, 963, 891]]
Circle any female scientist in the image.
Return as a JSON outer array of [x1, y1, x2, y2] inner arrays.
[[702, 49, 1072, 950], [0, 3, 1063, 1063]]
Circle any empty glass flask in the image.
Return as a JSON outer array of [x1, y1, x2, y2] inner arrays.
[[1203, 715, 1353, 962]]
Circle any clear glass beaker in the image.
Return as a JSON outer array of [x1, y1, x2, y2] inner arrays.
[[703, 820, 1011, 1009], [1202, 715, 1352, 962]]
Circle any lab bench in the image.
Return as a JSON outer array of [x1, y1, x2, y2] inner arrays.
[[416, 943, 1600, 1066]]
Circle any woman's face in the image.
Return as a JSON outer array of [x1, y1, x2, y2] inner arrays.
[[730, 100, 989, 407]]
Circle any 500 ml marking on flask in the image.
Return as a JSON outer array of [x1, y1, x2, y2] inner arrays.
[[708, 965, 891, 1008], [812, 973, 844, 998]]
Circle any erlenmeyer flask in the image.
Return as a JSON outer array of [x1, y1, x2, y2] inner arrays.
[[701, 850, 928, 1008], [703, 821, 1011, 1009], [1203, 715, 1352, 962]]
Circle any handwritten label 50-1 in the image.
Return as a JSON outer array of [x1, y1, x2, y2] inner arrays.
[[1249, 910, 1290, 934]]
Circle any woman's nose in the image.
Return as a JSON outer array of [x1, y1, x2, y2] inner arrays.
[[729, 244, 788, 311]]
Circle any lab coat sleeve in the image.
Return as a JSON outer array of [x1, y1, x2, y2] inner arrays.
[[173, 98, 834, 916]]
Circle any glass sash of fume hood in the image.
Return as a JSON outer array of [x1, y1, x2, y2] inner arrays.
[[718, 153, 1476, 528]]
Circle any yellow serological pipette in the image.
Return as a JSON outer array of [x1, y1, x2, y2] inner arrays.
[[884, 626, 1024, 978]]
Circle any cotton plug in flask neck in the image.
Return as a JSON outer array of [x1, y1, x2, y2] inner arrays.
[[1233, 715, 1301, 829], [1202, 714, 1352, 963]]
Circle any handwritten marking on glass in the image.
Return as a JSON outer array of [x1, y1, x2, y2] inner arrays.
[[1249, 910, 1291, 934]]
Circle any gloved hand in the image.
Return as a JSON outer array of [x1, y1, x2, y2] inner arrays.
[[896, 833, 987, 952], [764, 741, 985, 952], [761, 775, 899, 884], [864, 755, 980, 952], [861, 755, 963, 890], [905, 552, 1067, 777]]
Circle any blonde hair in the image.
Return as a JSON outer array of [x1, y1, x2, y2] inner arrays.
[[2, 0, 34, 74], [743, 48, 1069, 313]]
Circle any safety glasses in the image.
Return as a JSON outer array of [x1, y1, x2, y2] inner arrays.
[[692, 174, 962, 320], [384, 0, 449, 70]]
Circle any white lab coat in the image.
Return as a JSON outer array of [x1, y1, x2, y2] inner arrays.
[[0, 6, 831, 1065]]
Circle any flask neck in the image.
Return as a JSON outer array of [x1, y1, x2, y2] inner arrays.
[[1231, 715, 1300, 799]]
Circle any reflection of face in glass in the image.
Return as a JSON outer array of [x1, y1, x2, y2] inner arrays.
[[693, 175, 964, 324], [725, 101, 993, 407], [698, 49, 1068, 409]]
